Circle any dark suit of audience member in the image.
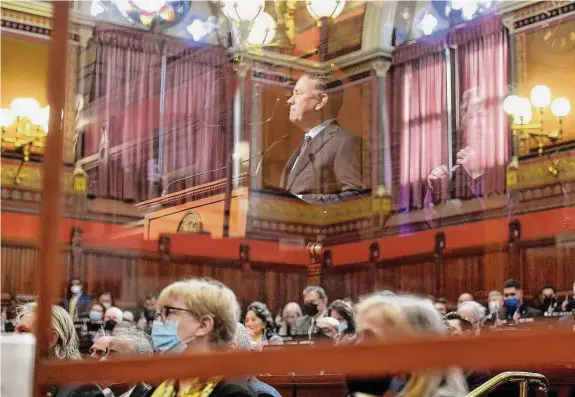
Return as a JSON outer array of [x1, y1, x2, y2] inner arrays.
[[281, 73, 363, 204]]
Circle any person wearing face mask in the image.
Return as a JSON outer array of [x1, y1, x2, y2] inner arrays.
[[483, 290, 506, 327], [60, 278, 91, 320], [99, 292, 115, 311], [94, 307, 124, 341], [146, 278, 255, 397], [537, 284, 559, 315], [456, 301, 485, 335], [294, 286, 328, 337], [502, 279, 541, 323], [561, 282, 575, 312], [327, 299, 356, 343]]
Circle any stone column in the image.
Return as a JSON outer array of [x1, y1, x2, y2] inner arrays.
[[233, 61, 251, 188], [371, 59, 392, 192]]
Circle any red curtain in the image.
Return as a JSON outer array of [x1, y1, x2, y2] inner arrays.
[[390, 45, 449, 210], [82, 26, 233, 202], [452, 16, 509, 198], [161, 48, 235, 195], [84, 27, 162, 202]]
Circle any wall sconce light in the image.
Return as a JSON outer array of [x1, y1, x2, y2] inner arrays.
[[503, 86, 571, 158], [1, 98, 50, 184]]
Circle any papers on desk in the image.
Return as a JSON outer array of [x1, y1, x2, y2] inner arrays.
[[1, 333, 35, 397]]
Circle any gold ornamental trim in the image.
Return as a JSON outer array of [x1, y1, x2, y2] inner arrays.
[[1, 163, 86, 195], [506, 153, 575, 191], [248, 195, 391, 226]]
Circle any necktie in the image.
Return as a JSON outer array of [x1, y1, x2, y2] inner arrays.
[[291, 135, 312, 173]]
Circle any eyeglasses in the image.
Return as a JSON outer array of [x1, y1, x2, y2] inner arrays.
[[154, 305, 194, 323]]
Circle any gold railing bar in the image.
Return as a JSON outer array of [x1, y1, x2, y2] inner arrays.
[[464, 371, 549, 397], [37, 330, 575, 385], [33, 2, 69, 397]]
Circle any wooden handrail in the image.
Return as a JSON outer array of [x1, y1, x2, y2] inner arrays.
[[36, 330, 575, 385]]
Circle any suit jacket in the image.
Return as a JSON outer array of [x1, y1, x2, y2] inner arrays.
[[248, 378, 281, 397], [60, 294, 92, 318], [280, 123, 363, 204]]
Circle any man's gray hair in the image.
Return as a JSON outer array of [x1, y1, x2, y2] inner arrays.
[[113, 328, 153, 355], [457, 300, 487, 323], [303, 286, 327, 301]]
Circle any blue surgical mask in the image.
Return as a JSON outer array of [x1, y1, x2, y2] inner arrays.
[[504, 297, 519, 311], [151, 321, 190, 353], [89, 311, 102, 321], [338, 321, 348, 333]]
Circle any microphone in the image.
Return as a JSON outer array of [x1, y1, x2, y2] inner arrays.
[[254, 133, 291, 176]]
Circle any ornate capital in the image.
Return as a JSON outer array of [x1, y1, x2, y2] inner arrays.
[[371, 59, 391, 78]]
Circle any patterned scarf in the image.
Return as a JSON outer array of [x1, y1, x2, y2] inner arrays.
[[151, 377, 222, 397]]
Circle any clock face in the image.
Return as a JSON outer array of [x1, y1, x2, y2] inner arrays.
[[538, 20, 575, 53]]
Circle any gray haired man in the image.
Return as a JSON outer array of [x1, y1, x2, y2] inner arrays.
[[94, 328, 153, 397]]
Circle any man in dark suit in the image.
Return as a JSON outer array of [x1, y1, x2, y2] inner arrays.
[[281, 72, 363, 204]]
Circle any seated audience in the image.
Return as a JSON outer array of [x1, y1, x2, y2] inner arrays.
[[315, 317, 340, 340], [327, 299, 356, 337], [137, 293, 158, 331], [561, 281, 575, 312], [90, 335, 111, 360], [233, 323, 282, 397], [484, 290, 505, 326], [276, 302, 302, 337], [433, 298, 449, 316], [295, 286, 328, 336], [89, 303, 105, 322], [457, 292, 474, 308], [99, 292, 115, 310], [457, 301, 485, 334], [245, 302, 283, 346], [537, 284, 560, 315], [97, 328, 153, 397], [61, 278, 91, 320], [445, 312, 474, 336], [146, 278, 255, 397], [502, 279, 541, 322], [122, 310, 136, 326], [348, 293, 468, 396], [15, 303, 82, 360]]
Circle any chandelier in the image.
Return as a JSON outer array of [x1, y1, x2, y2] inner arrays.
[[220, 0, 345, 52], [1, 98, 50, 184], [503, 86, 571, 157]]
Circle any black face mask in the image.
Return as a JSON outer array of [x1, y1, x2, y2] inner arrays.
[[346, 377, 392, 397], [104, 320, 117, 332], [543, 296, 556, 306], [303, 302, 319, 316]]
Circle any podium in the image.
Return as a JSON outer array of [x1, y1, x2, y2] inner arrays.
[[137, 175, 391, 244]]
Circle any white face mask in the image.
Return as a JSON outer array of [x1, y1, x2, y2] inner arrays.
[[70, 285, 81, 295], [102, 302, 112, 309]]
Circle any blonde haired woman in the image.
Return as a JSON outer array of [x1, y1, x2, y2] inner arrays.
[[348, 294, 468, 397], [147, 278, 254, 397], [15, 303, 81, 360]]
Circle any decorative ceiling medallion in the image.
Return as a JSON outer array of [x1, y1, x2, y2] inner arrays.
[[178, 210, 203, 233], [113, 0, 190, 28]]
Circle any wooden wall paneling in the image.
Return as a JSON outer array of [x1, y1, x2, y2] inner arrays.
[[522, 244, 574, 295], [1, 243, 37, 296], [556, 244, 575, 288], [481, 249, 509, 296], [377, 264, 399, 292], [397, 261, 437, 297], [441, 256, 481, 301]]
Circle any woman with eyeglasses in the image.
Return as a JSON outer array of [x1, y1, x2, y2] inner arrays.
[[147, 278, 255, 397]]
